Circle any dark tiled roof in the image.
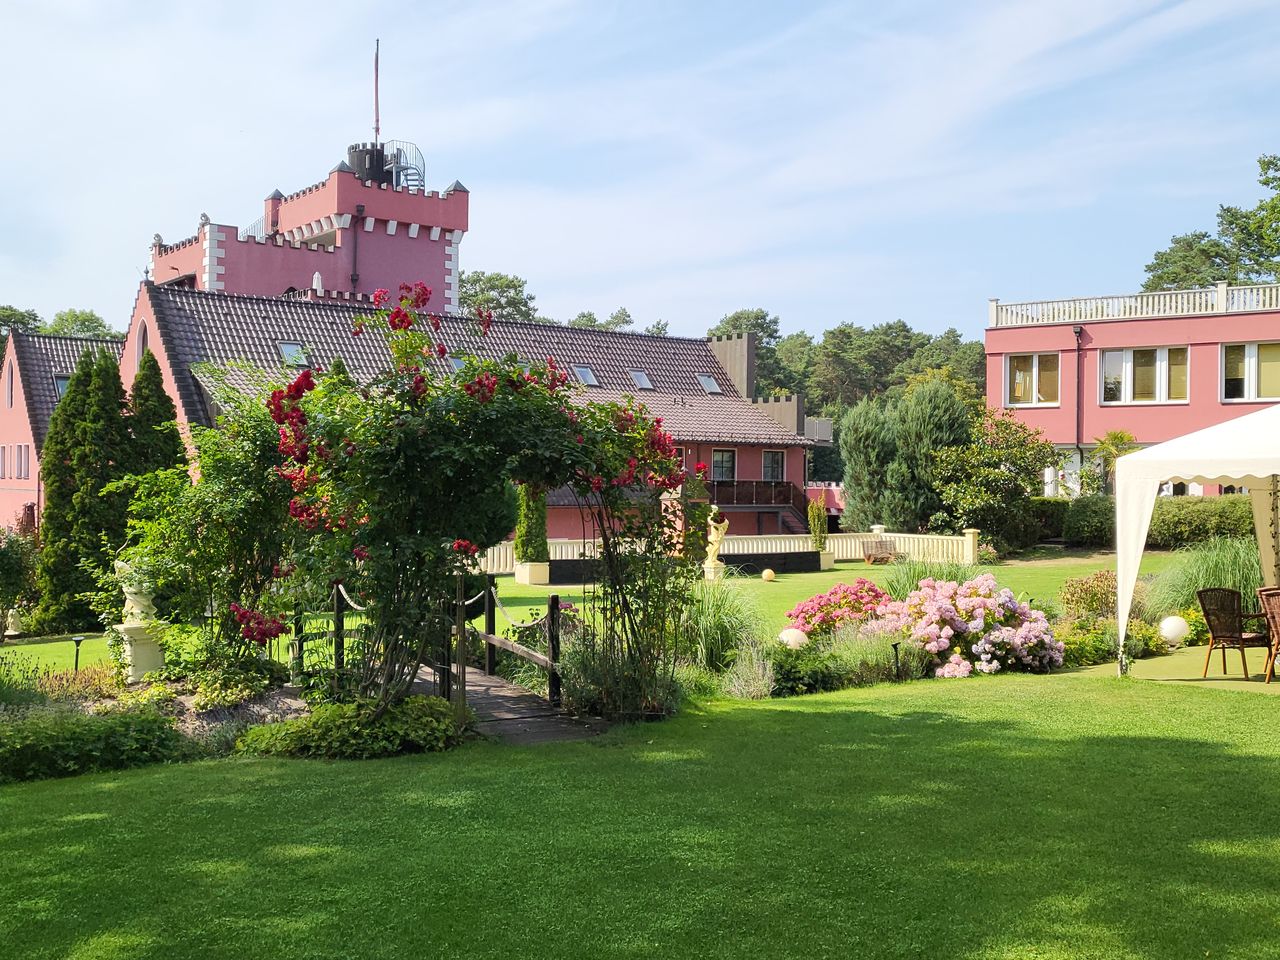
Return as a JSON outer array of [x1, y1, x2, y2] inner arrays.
[[12, 332, 124, 451], [143, 283, 807, 445]]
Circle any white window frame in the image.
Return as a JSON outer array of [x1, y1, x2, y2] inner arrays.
[[711, 448, 736, 481], [762, 449, 785, 482], [1004, 353, 1060, 407], [1098, 346, 1189, 406], [696, 373, 722, 394], [572, 364, 599, 387], [278, 341, 308, 367], [628, 369, 654, 390], [1221, 342, 1280, 402]]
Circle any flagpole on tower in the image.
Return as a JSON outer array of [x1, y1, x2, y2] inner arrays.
[[373, 38, 381, 144]]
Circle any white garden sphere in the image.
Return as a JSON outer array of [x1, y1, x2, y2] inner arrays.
[[1159, 615, 1191, 648], [779, 627, 808, 649], [761, 568, 776, 582]]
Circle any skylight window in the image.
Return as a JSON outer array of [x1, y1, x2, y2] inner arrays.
[[629, 369, 654, 390], [53, 374, 71, 399], [573, 365, 599, 386], [696, 373, 722, 394], [278, 342, 308, 367], [449, 357, 466, 372]]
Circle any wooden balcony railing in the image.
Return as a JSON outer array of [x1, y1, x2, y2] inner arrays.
[[707, 480, 807, 514]]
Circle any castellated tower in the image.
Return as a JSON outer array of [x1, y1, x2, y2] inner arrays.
[[147, 141, 468, 310]]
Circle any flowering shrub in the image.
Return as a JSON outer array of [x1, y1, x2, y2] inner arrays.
[[786, 579, 888, 640], [878, 574, 1062, 676]]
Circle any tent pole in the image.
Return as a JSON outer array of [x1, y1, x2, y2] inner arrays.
[[1272, 475, 1279, 587]]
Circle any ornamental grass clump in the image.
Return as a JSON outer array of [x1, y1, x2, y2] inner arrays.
[[879, 574, 1062, 676], [785, 579, 888, 640]]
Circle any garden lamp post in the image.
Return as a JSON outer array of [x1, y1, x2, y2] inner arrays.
[[72, 636, 85, 673], [891, 641, 902, 681]]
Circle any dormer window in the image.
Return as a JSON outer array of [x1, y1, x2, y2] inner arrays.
[[278, 342, 308, 367], [573, 365, 599, 386], [696, 373, 722, 394], [629, 369, 654, 390], [449, 357, 466, 372], [53, 375, 71, 400]]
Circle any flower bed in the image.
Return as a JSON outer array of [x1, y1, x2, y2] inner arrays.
[[785, 579, 889, 640]]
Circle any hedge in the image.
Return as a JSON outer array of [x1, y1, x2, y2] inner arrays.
[[1060, 494, 1256, 549], [1030, 497, 1070, 541]]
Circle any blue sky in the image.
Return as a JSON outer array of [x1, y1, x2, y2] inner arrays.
[[2, 0, 1278, 340]]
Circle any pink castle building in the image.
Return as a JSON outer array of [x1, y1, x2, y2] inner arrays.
[[149, 142, 468, 308], [985, 281, 1280, 494]]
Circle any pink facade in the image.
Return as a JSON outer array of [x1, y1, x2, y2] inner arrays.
[[985, 283, 1280, 493], [149, 165, 468, 309], [0, 340, 40, 527]]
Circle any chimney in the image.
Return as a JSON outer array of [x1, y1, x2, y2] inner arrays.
[[707, 332, 757, 398]]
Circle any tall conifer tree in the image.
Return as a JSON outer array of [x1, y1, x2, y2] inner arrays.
[[129, 349, 184, 472], [32, 351, 97, 630], [71, 350, 132, 570]]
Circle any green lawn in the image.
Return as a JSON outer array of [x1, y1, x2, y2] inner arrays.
[[0, 634, 111, 672], [489, 549, 1177, 636], [4, 672, 1280, 959]]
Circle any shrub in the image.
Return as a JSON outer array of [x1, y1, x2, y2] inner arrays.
[[1180, 606, 1210, 646], [236, 695, 465, 760], [769, 622, 931, 696], [1145, 537, 1264, 616], [720, 635, 774, 700], [1059, 570, 1117, 619], [0, 653, 45, 706], [37, 663, 122, 702], [1057, 618, 1168, 667], [1030, 497, 1070, 541], [513, 485, 550, 563], [1146, 495, 1254, 549], [785, 579, 888, 640], [673, 663, 720, 701], [882, 560, 984, 601], [807, 498, 828, 552], [879, 574, 1062, 674], [683, 580, 758, 671], [0, 705, 185, 784], [1063, 495, 1114, 547]]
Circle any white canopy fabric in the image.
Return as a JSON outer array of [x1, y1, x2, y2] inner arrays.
[[1115, 403, 1280, 670]]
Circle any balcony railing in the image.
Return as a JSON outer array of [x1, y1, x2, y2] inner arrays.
[[989, 281, 1280, 328], [707, 480, 806, 514]]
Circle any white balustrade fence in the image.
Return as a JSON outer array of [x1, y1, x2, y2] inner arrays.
[[989, 280, 1280, 328], [477, 528, 977, 574]]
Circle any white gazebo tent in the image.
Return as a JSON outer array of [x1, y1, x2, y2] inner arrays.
[[1115, 403, 1280, 671]]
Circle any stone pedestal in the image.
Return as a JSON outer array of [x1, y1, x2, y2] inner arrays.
[[114, 622, 165, 683], [703, 560, 726, 582], [5, 609, 22, 638], [514, 561, 551, 586], [818, 550, 835, 571]]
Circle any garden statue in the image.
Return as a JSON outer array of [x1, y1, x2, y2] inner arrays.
[[115, 560, 157, 625], [113, 560, 164, 682], [704, 507, 730, 580]]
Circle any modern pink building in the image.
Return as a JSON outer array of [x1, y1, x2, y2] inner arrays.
[[149, 142, 467, 310], [985, 281, 1280, 494], [0, 333, 124, 527]]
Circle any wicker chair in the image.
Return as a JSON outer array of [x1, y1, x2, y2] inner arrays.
[[1255, 587, 1280, 684], [1197, 588, 1270, 680]]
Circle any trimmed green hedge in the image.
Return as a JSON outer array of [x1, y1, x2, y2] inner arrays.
[[1030, 497, 1070, 541], [1063, 495, 1115, 547], [0, 706, 185, 784], [1147, 495, 1254, 548]]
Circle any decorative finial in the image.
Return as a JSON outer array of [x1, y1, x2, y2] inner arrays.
[[199, 212, 211, 227], [152, 233, 163, 247]]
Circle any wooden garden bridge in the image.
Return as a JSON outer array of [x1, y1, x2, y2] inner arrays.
[[289, 577, 605, 745]]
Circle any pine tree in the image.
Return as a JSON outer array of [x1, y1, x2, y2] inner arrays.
[[32, 350, 97, 631], [129, 349, 184, 472]]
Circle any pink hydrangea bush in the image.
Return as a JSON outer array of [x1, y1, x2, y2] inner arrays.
[[786, 579, 889, 640], [878, 574, 1062, 676]]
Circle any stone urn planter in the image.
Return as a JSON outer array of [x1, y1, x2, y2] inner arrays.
[[514, 561, 550, 586]]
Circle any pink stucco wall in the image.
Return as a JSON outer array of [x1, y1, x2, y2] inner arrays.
[[274, 172, 467, 236], [0, 339, 42, 528], [985, 310, 1280, 445], [119, 286, 197, 428]]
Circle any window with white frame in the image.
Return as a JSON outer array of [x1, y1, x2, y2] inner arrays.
[[762, 450, 785, 481], [711, 449, 736, 481], [1223, 342, 1280, 401], [1099, 346, 1188, 404], [1006, 353, 1059, 405], [572, 365, 599, 386]]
